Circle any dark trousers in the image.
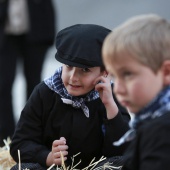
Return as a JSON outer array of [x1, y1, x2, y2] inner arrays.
[[0, 34, 49, 146]]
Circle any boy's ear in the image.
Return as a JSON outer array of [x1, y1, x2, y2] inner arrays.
[[162, 60, 170, 85], [102, 70, 108, 77]]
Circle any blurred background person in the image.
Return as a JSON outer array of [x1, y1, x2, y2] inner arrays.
[[0, 0, 56, 146]]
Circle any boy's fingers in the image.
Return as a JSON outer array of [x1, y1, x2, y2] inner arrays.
[[94, 76, 109, 85], [57, 144, 68, 151], [60, 137, 66, 142], [54, 151, 68, 158], [53, 156, 67, 165], [53, 139, 66, 147]]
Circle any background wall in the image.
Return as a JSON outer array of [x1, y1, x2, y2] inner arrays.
[[13, 0, 170, 120], [56, 0, 170, 31]]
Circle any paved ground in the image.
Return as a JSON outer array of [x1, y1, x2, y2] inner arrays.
[[13, 0, 170, 121]]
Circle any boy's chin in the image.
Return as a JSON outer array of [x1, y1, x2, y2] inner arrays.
[[128, 108, 140, 115], [68, 91, 93, 97], [68, 91, 86, 97], [67, 88, 95, 97]]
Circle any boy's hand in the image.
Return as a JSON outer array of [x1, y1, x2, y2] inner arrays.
[[46, 137, 68, 166], [95, 75, 113, 105], [94, 75, 118, 119]]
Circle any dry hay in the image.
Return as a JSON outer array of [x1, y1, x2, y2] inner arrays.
[[0, 138, 16, 170], [48, 152, 122, 170], [0, 138, 122, 170]]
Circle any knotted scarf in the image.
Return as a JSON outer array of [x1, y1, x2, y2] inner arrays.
[[44, 66, 100, 118], [113, 85, 170, 146]]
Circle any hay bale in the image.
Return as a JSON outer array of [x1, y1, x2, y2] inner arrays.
[[0, 138, 16, 170], [0, 149, 16, 170]]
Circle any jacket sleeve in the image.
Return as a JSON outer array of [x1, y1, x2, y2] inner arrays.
[[138, 120, 170, 170], [10, 83, 51, 167], [102, 92, 131, 157], [123, 116, 170, 170]]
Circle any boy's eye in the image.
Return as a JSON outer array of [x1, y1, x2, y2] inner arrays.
[[65, 65, 72, 68], [122, 71, 132, 78], [82, 68, 90, 72]]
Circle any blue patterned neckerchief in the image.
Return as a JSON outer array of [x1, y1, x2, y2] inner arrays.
[[44, 66, 100, 118], [113, 85, 170, 146]]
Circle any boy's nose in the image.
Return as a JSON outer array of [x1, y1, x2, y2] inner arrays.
[[113, 80, 126, 95], [70, 69, 79, 81]]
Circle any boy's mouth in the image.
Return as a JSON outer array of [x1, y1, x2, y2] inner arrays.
[[119, 100, 130, 107], [69, 84, 81, 88]]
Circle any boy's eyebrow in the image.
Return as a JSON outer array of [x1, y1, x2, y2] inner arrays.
[[114, 66, 128, 72], [108, 73, 114, 78]]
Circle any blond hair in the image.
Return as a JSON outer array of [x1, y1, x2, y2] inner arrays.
[[102, 14, 170, 73]]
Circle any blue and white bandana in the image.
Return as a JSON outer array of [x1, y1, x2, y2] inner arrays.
[[44, 66, 100, 118], [113, 85, 170, 146]]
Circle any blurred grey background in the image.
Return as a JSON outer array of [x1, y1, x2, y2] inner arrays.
[[13, 0, 170, 121]]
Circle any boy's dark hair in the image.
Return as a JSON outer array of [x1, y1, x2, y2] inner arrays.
[[100, 65, 105, 72], [55, 24, 111, 68]]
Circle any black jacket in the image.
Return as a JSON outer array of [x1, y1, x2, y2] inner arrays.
[[122, 112, 170, 170], [10, 82, 130, 168]]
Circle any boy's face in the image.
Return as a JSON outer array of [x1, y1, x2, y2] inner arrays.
[[105, 56, 164, 114], [62, 64, 104, 96]]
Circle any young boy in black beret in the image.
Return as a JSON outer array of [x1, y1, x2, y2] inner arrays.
[[10, 24, 130, 169]]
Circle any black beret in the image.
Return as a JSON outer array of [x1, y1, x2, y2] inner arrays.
[[55, 24, 111, 68]]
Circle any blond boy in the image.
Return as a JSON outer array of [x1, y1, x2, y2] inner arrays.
[[102, 14, 170, 170]]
